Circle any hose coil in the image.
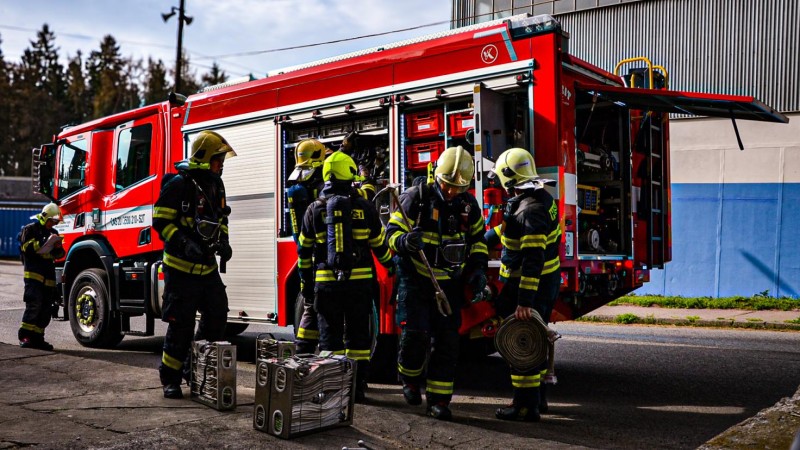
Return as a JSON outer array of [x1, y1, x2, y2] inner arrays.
[[494, 312, 549, 372]]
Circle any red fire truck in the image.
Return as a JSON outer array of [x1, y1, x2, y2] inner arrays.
[[31, 14, 786, 351]]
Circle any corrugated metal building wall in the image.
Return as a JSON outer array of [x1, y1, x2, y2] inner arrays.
[[556, 0, 799, 113], [0, 208, 40, 258], [452, 0, 800, 298]]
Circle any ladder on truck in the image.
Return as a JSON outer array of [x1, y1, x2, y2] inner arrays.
[[616, 57, 669, 268]]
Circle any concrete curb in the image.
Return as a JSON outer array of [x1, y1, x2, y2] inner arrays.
[[698, 386, 800, 450], [579, 314, 800, 331]]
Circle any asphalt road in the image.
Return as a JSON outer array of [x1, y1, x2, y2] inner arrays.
[[1, 259, 798, 449]]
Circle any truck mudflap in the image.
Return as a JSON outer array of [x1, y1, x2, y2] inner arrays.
[[150, 261, 165, 317]]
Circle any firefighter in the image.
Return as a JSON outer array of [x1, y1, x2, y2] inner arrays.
[[386, 146, 488, 421], [488, 147, 561, 422], [153, 130, 236, 399], [287, 138, 327, 354], [297, 151, 394, 403], [18, 202, 64, 350]]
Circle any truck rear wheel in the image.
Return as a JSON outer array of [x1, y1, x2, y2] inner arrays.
[[68, 268, 123, 348]]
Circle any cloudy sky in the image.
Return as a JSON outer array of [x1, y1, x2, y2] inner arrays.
[[0, 0, 452, 79]]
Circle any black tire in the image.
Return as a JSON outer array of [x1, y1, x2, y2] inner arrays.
[[68, 268, 123, 348], [224, 322, 249, 336]]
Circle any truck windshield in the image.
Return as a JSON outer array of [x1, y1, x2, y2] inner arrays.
[[56, 140, 88, 198]]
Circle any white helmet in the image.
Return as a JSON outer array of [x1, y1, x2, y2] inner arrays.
[[39, 203, 62, 222]]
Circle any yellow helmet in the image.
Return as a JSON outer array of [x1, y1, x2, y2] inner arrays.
[[323, 151, 363, 182], [190, 130, 236, 166], [41, 203, 62, 222], [493, 147, 540, 188], [289, 139, 327, 182], [434, 146, 474, 192]]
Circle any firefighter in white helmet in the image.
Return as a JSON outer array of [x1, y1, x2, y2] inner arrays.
[[487, 147, 561, 422], [153, 130, 236, 399], [297, 151, 394, 402], [386, 146, 488, 421], [18, 203, 64, 350], [286, 139, 328, 354]]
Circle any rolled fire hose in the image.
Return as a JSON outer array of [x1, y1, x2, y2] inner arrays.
[[494, 312, 549, 372]]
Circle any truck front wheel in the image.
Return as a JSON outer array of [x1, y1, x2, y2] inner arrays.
[[68, 268, 123, 348]]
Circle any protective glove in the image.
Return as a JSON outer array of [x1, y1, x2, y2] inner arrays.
[[217, 242, 233, 263], [183, 237, 205, 259], [397, 231, 423, 254], [468, 269, 487, 294]]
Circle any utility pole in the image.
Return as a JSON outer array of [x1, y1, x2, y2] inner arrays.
[[162, 0, 193, 93]]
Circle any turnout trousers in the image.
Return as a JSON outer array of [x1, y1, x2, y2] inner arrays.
[[159, 267, 229, 386], [19, 280, 55, 343], [314, 278, 374, 387], [495, 272, 560, 408], [395, 263, 463, 406]]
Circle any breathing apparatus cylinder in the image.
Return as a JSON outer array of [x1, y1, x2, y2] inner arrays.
[[483, 185, 505, 230], [326, 195, 354, 281]]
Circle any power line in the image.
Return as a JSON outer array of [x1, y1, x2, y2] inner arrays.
[[0, 23, 261, 75], [0, 24, 175, 51], [197, 20, 451, 60]]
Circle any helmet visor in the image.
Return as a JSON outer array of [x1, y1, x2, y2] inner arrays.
[[289, 166, 316, 182], [436, 174, 470, 193]]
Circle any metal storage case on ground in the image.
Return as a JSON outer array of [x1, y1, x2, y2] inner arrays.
[[190, 340, 237, 411], [253, 354, 355, 439]]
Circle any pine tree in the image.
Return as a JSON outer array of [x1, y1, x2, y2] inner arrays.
[[65, 51, 90, 125], [8, 24, 68, 176], [175, 49, 200, 95], [0, 34, 14, 176], [200, 62, 229, 88], [87, 35, 126, 118], [144, 58, 170, 105]]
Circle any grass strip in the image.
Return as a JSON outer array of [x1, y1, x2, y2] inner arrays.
[[607, 294, 799, 311]]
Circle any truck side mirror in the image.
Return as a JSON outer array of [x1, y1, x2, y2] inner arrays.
[[32, 144, 57, 200]]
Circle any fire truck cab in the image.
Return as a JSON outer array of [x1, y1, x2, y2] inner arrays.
[[32, 14, 786, 349]]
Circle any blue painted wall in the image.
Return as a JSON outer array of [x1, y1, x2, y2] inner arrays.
[[638, 183, 800, 298], [0, 208, 41, 258]]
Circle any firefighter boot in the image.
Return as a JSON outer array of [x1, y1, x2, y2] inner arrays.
[[426, 394, 453, 421], [163, 384, 183, 399], [19, 338, 54, 351], [495, 388, 540, 422], [355, 361, 370, 403], [402, 383, 422, 406]]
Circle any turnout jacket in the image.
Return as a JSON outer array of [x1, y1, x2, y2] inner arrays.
[[153, 168, 229, 276], [491, 187, 561, 307], [297, 184, 392, 286], [387, 183, 488, 281], [20, 216, 64, 286]]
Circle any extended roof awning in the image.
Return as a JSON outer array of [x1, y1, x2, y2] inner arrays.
[[576, 83, 789, 123]]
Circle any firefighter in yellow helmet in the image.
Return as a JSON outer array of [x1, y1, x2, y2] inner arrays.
[[386, 146, 488, 420], [486, 147, 561, 422], [18, 203, 64, 350], [296, 151, 394, 402], [153, 130, 236, 399], [287, 139, 328, 354]]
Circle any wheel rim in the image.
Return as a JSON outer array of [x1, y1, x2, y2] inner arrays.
[[75, 288, 98, 333]]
